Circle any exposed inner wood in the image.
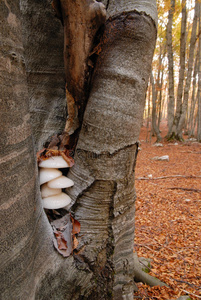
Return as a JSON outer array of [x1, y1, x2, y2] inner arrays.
[[50, 0, 106, 150]]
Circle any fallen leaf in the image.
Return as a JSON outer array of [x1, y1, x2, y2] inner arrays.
[[51, 214, 80, 257]]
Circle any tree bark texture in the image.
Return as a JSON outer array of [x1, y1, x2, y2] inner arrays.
[[177, 1, 199, 139], [156, 45, 164, 130], [20, 0, 66, 151], [0, 0, 157, 299], [0, 1, 58, 299], [150, 72, 161, 142], [166, 0, 175, 137], [64, 10, 156, 299], [188, 47, 198, 137], [171, 0, 187, 139]]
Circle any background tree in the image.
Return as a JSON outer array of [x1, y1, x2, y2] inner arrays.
[[188, 46, 198, 137], [147, 0, 201, 143], [150, 72, 162, 141], [166, 0, 176, 137], [169, 0, 187, 139], [177, 0, 199, 140], [0, 0, 157, 299]]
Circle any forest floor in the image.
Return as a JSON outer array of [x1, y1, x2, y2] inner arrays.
[[134, 122, 201, 300]]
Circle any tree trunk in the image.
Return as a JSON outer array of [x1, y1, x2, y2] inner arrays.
[[0, 0, 157, 299], [0, 2, 58, 299], [20, 0, 66, 151], [166, 0, 175, 137], [188, 47, 198, 137], [198, 2, 201, 142], [177, 1, 199, 140], [150, 72, 162, 142], [157, 70, 163, 130], [170, 0, 187, 140], [157, 52, 164, 130], [146, 84, 151, 142]]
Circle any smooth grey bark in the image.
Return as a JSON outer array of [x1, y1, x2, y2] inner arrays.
[[150, 72, 161, 142], [166, 0, 175, 137], [157, 67, 164, 129], [66, 13, 157, 299], [0, 0, 157, 299], [106, 0, 158, 25], [0, 2, 93, 300], [20, 0, 66, 151], [146, 84, 151, 142], [170, 0, 187, 139], [177, 1, 199, 140], [156, 44, 165, 130], [188, 47, 198, 137]]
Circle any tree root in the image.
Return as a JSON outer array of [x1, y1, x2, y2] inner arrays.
[[133, 253, 168, 287]]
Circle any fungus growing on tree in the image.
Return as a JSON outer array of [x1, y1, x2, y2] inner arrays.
[[39, 155, 74, 210], [39, 168, 62, 185], [41, 183, 61, 198], [42, 193, 71, 209], [47, 176, 74, 189], [39, 156, 70, 168]]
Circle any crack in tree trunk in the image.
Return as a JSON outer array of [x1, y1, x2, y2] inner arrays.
[[56, 0, 106, 142]]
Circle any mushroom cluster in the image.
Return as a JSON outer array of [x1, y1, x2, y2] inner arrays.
[[39, 156, 74, 210]]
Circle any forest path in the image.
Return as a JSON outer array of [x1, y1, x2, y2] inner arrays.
[[134, 123, 201, 299]]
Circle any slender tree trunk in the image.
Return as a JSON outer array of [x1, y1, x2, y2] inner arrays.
[[177, 1, 199, 140], [166, 0, 175, 137], [156, 45, 164, 130], [188, 47, 198, 137], [157, 66, 164, 130], [0, 1, 157, 299], [146, 84, 151, 142], [169, 0, 187, 140], [193, 106, 198, 136], [198, 2, 201, 142], [150, 72, 162, 142]]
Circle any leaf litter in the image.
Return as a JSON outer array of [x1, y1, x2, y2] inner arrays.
[[134, 123, 201, 299], [51, 213, 81, 257]]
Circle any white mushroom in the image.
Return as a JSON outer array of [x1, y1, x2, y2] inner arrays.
[[42, 193, 71, 209], [41, 183, 62, 198], [39, 156, 69, 168], [47, 175, 74, 189], [39, 168, 62, 185]]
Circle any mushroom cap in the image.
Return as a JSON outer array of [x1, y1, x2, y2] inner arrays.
[[41, 183, 62, 198], [39, 156, 69, 168], [39, 168, 62, 185], [42, 192, 71, 209], [47, 175, 74, 189]]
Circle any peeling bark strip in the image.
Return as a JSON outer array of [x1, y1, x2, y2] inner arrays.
[[55, 0, 106, 136]]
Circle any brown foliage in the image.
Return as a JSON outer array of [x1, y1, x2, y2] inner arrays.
[[51, 214, 80, 257], [134, 123, 201, 299], [37, 148, 74, 167]]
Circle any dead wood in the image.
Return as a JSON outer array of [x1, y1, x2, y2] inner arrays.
[[137, 175, 201, 180], [59, 0, 106, 137], [167, 187, 201, 192], [181, 289, 201, 299]]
